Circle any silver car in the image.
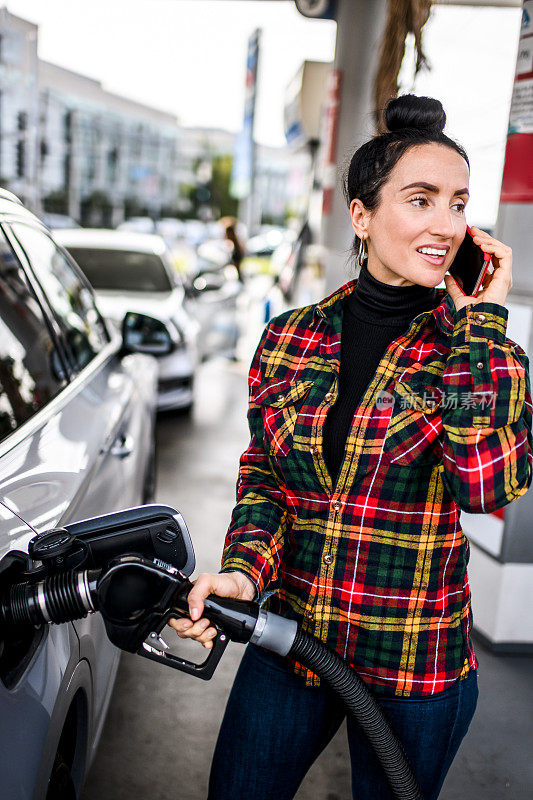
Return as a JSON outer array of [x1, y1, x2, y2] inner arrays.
[[0, 189, 160, 799]]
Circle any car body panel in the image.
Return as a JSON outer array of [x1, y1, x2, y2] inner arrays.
[[0, 348, 156, 558], [0, 348, 158, 798], [0, 624, 79, 800], [0, 503, 81, 799], [0, 193, 159, 799]]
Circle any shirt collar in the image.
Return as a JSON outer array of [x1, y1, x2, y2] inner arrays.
[[313, 278, 456, 336]]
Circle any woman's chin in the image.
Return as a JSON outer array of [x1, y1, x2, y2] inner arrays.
[[410, 264, 447, 288]]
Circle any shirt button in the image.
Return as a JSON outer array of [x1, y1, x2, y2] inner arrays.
[[332, 500, 341, 511], [324, 392, 333, 402], [276, 393, 285, 402], [309, 446, 318, 455], [323, 554, 333, 565], [476, 361, 484, 369], [474, 313, 486, 324]]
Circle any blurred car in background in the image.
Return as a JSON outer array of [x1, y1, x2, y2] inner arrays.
[[182, 219, 208, 248], [0, 188, 160, 799], [39, 212, 81, 230], [246, 227, 287, 259], [55, 229, 243, 404], [116, 216, 156, 234], [190, 240, 244, 357], [155, 217, 186, 245], [242, 227, 292, 279], [54, 229, 199, 412]]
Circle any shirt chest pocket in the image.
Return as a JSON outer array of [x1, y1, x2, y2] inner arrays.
[[382, 376, 444, 466], [255, 378, 314, 458]]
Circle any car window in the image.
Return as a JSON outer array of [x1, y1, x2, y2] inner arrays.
[[9, 224, 110, 374], [0, 230, 66, 444], [62, 247, 173, 293]]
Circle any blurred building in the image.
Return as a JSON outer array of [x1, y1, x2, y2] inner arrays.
[[0, 8, 40, 208], [0, 7, 179, 225], [38, 61, 178, 226]]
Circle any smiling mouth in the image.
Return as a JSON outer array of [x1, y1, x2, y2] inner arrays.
[[416, 246, 449, 266]]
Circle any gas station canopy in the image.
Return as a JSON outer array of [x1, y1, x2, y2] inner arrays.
[[218, 0, 521, 5]]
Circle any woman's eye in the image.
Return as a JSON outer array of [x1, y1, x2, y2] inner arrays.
[[452, 202, 466, 213], [410, 196, 428, 207]]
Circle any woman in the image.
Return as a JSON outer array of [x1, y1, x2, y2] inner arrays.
[[223, 219, 245, 281], [170, 95, 533, 800]]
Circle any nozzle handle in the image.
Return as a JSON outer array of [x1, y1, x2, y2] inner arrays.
[[139, 609, 230, 680], [139, 593, 260, 680]]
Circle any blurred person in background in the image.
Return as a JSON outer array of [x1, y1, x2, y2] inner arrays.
[[222, 218, 245, 281]]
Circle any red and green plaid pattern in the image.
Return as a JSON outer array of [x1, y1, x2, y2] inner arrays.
[[221, 279, 533, 696]]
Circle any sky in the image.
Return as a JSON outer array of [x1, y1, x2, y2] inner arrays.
[[3, 1, 524, 226]]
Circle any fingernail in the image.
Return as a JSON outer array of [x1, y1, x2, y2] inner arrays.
[[190, 607, 200, 620]]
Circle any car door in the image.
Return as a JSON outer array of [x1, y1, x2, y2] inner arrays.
[[0, 233, 83, 800], [1, 222, 157, 767]]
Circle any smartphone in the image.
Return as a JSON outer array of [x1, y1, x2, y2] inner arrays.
[[447, 226, 491, 297]]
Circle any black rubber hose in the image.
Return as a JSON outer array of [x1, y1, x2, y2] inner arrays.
[[289, 629, 425, 800], [2, 571, 94, 626]]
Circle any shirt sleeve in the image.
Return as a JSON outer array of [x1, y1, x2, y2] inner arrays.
[[219, 323, 288, 598], [440, 301, 533, 513]]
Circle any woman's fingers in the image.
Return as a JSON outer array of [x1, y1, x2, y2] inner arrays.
[[168, 571, 256, 649], [186, 571, 250, 621], [443, 273, 476, 311], [470, 227, 512, 289], [187, 572, 217, 621], [168, 616, 218, 648], [171, 616, 210, 638]]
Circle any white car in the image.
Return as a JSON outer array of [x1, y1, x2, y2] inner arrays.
[[54, 229, 200, 412]]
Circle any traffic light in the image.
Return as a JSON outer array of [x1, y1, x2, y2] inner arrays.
[[16, 140, 25, 178]]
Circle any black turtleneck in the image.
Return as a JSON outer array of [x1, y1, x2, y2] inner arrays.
[[322, 263, 439, 482]]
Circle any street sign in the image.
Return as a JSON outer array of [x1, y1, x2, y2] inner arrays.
[[230, 28, 261, 201]]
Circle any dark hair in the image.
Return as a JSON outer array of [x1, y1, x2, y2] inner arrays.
[[343, 95, 470, 258]]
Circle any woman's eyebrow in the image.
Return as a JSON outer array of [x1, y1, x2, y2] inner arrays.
[[400, 181, 470, 196]]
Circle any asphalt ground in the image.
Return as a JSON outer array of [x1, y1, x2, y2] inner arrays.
[[81, 357, 533, 800]]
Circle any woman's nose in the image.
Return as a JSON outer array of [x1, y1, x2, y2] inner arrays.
[[429, 206, 457, 239]]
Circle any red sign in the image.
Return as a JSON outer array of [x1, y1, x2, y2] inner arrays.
[[500, 2, 533, 202], [322, 70, 343, 216]]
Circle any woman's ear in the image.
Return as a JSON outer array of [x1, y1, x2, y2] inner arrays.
[[350, 199, 370, 240]]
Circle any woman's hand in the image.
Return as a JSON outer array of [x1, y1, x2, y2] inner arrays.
[[444, 227, 513, 312], [168, 571, 256, 649]]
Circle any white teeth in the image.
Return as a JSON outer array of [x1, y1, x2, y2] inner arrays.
[[418, 247, 447, 257]]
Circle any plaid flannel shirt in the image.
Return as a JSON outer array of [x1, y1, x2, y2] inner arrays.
[[221, 279, 533, 696]]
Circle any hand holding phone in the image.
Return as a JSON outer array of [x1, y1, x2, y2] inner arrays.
[[444, 226, 513, 312], [447, 225, 491, 298]]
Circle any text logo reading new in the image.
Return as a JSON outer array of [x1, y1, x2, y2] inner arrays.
[[376, 390, 395, 412]]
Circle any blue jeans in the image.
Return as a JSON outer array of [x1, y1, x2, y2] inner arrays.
[[208, 643, 478, 800]]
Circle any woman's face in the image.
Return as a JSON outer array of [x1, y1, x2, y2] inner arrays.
[[351, 143, 470, 287]]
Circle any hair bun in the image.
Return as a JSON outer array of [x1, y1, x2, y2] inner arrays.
[[384, 94, 446, 136]]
